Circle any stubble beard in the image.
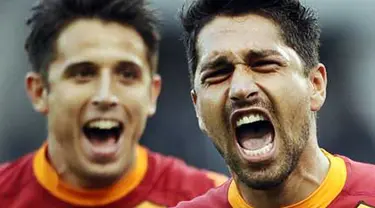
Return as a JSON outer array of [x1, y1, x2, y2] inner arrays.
[[212, 108, 312, 191]]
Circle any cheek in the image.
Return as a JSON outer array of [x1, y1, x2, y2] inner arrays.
[[197, 88, 229, 137], [261, 72, 308, 108], [118, 86, 151, 126], [283, 75, 310, 116], [124, 96, 150, 142], [50, 89, 87, 117], [47, 88, 90, 137], [266, 76, 310, 135]]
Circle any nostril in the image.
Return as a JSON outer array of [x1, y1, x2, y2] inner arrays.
[[247, 91, 258, 99], [91, 96, 119, 108], [92, 100, 100, 106], [109, 102, 117, 107], [230, 89, 259, 101], [108, 96, 119, 107], [230, 96, 240, 101]]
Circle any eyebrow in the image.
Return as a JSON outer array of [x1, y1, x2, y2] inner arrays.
[[62, 59, 144, 75], [198, 49, 285, 73], [199, 55, 233, 74], [63, 61, 95, 72], [245, 49, 284, 60]]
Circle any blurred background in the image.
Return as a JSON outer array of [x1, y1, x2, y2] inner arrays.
[[0, 0, 374, 176]]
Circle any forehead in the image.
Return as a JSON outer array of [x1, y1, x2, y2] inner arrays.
[[54, 18, 148, 68], [196, 14, 285, 60]]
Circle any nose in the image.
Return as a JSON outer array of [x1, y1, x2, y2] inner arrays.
[[92, 95, 119, 109], [229, 67, 259, 105], [90, 71, 119, 109]]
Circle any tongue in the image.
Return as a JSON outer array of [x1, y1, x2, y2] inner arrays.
[[89, 136, 117, 146], [237, 122, 273, 150], [240, 135, 272, 150], [82, 129, 120, 160]]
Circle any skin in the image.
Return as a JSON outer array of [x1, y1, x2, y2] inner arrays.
[[26, 19, 161, 189], [192, 14, 329, 207]]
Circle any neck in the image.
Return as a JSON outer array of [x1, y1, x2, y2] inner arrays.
[[236, 135, 330, 208], [47, 138, 123, 189]]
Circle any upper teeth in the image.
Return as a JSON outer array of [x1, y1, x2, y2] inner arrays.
[[87, 120, 120, 129], [236, 114, 266, 127]]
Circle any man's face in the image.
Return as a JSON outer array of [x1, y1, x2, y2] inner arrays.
[[26, 19, 161, 182], [193, 14, 326, 190]]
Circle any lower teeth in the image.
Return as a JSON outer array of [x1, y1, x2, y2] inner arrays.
[[243, 143, 273, 157]]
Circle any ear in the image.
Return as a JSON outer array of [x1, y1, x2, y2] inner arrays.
[[147, 74, 162, 116], [309, 63, 327, 112], [191, 89, 207, 133], [25, 72, 49, 115]]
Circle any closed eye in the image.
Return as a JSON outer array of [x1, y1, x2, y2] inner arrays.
[[252, 60, 281, 72], [201, 66, 234, 84], [253, 60, 280, 67]]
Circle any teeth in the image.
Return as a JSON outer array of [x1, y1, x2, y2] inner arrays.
[[87, 120, 120, 129], [243, 143, 273, 157], [236, 114, 266, 127]]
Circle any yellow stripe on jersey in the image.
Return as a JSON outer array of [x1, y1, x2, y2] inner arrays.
[[228, 149, 347, 208], [206, 171, 229, 187], [33, 144, 148, 206]]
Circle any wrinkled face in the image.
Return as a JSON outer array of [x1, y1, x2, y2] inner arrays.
[[193, 14, 326, 190], [26, 19, 161, 182]]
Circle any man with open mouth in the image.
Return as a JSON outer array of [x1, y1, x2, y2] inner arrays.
[[0, 0, 228, 207], [174, 0, 375, 207]]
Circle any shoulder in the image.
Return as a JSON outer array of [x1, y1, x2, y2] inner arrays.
[[339, 155, 375, 197], [172, 180, 232, 208], [144, 147, 229, 201], [0, 153, 35, 195]]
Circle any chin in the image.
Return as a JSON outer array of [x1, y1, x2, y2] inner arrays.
[[239, 169, 290, 190], [77, 159, 128, 184], [227, 150, 294, 191]]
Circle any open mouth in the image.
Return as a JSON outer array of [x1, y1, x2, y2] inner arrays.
[[83, 119, 123, 145], [234, 113, 275, 159], [81, 119, 124, 161]]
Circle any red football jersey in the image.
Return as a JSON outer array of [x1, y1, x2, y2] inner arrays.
[[173, 151, 375, 208], [0, 144, 228, 208]]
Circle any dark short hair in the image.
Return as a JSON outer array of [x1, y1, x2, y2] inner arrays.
[[25, 0, 160, 80], [180, 0, 321, 86]]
